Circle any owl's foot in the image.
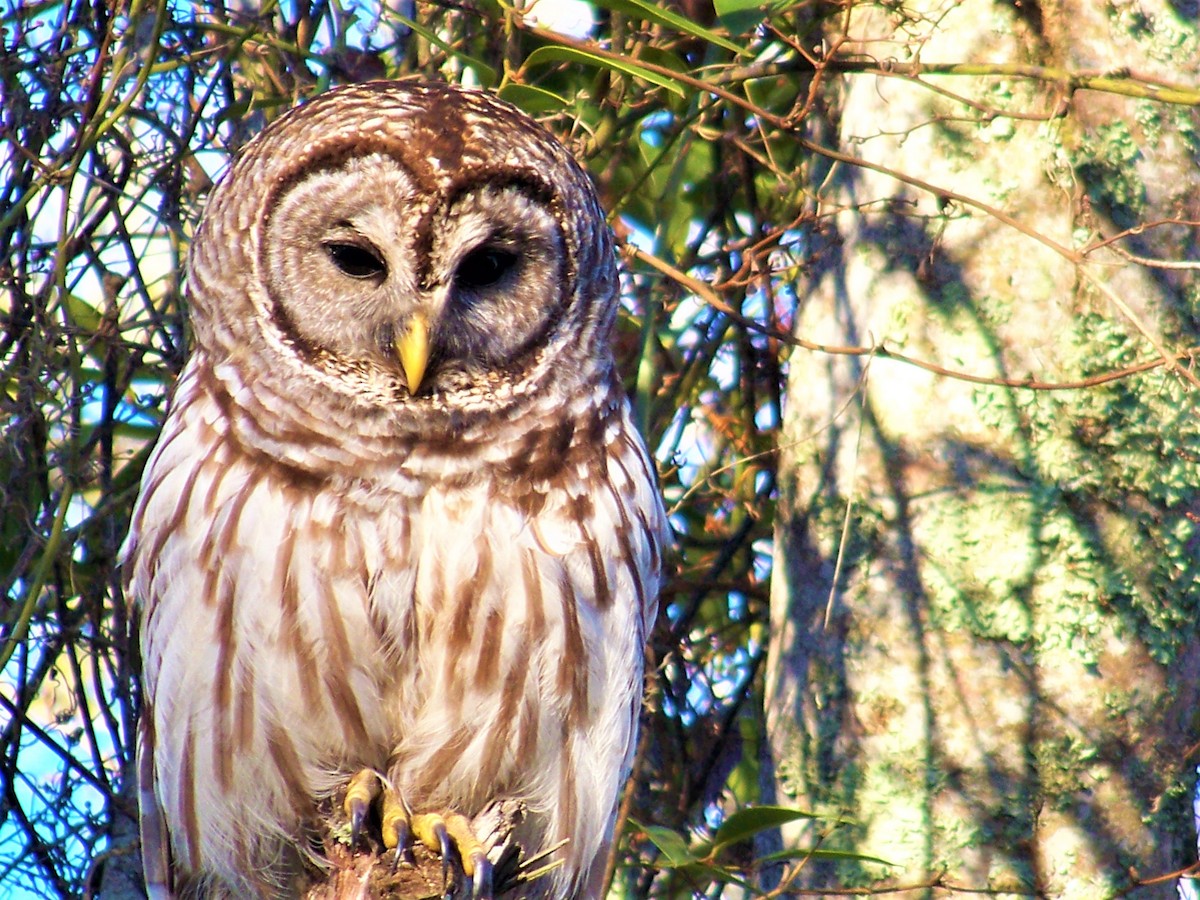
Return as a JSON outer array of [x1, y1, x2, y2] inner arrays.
[[343, 769, 493, 899], [402, 809, 491, 899]]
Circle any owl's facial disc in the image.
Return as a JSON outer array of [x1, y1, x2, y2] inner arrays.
[[264, 154, 570, 400], [392, 238, 526, 394], [264, 155, 420, 372], [419, 185, 568, 381]]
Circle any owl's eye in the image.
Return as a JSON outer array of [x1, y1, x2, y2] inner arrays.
[[455, 247, 517, 291], [326, 241, 387, 280]]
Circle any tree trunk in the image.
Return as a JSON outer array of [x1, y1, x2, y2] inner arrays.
[[766, 1, 1200, 896]]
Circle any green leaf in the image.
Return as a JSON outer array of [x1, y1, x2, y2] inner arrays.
[[628, 818, 698, 867], [713, 0, 789, 35], [64, 293, 102, 332], [710, 805, 822, 851], [685, 862, 759, 891], [214, 96, 251, 129], [394, 15, 498, 86], [523, 46, 686, 97], [595, 0, 745, 54], [497, 83, 569, 114], [633, 45, 692, 79], [759, 846, 897, 868]]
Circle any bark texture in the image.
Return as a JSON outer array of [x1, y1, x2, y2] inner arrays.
[[767, 2, 1200, 896]]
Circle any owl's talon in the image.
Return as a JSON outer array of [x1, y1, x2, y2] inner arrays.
[[433, 821, 452, 888], [345, 774, 487, 891], [439, 830, 451, 897], [472, 855, 493, 899], [343, 769, 382, 847], [348, 807, 367, 846], [389, 818, 414, 870], [412, 810, 486, 894]]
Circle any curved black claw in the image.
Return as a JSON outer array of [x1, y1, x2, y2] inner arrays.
[[348, 803, 369, 847], [389, 817, 414, 870], [433, 821, 454, 891], [471, 855, 493, 899], [343, 770, 382, 848]]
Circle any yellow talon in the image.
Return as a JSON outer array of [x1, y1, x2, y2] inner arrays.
[[412, 811, 485, 878], [340, 772, 492, 895], [343, 769, 381, 816], [343, 769, 382, 843], [380, 788, 408, 850]]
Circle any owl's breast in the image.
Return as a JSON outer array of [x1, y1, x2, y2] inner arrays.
[[338, 419, 663, 890], [129, 362, 663, 893]]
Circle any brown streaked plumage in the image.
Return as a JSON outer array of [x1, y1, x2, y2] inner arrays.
[[123, 81, 668, 898]]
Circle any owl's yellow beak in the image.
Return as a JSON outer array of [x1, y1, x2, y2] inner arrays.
[[396, 313, 430, 394]]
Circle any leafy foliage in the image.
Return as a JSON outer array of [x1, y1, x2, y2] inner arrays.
[[3, 0, 1199, 897]]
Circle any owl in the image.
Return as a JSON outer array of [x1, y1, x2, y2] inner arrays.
[[122, 81, 668, 899]]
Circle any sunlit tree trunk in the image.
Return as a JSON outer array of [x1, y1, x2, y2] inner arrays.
[[767, 2, 1200, 896]]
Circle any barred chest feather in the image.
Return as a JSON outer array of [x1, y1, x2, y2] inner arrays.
[[125, 360, 666, 898]]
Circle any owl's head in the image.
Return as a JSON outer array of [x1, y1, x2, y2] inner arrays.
[[187, 81, 619, 445]]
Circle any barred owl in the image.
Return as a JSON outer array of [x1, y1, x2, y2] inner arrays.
[[123, 81, 668, 899]]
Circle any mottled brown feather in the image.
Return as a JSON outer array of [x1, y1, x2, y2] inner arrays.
[[124, 81, 669, 900]]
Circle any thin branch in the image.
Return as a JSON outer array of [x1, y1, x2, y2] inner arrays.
[[625, 245, 1199, 392]]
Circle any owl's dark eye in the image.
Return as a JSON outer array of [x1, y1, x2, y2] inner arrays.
[[326, 241, 387, 280], [455, 247, 518, 291]]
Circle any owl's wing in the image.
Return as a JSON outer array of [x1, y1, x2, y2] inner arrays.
[[137, 712, 174, 900]]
